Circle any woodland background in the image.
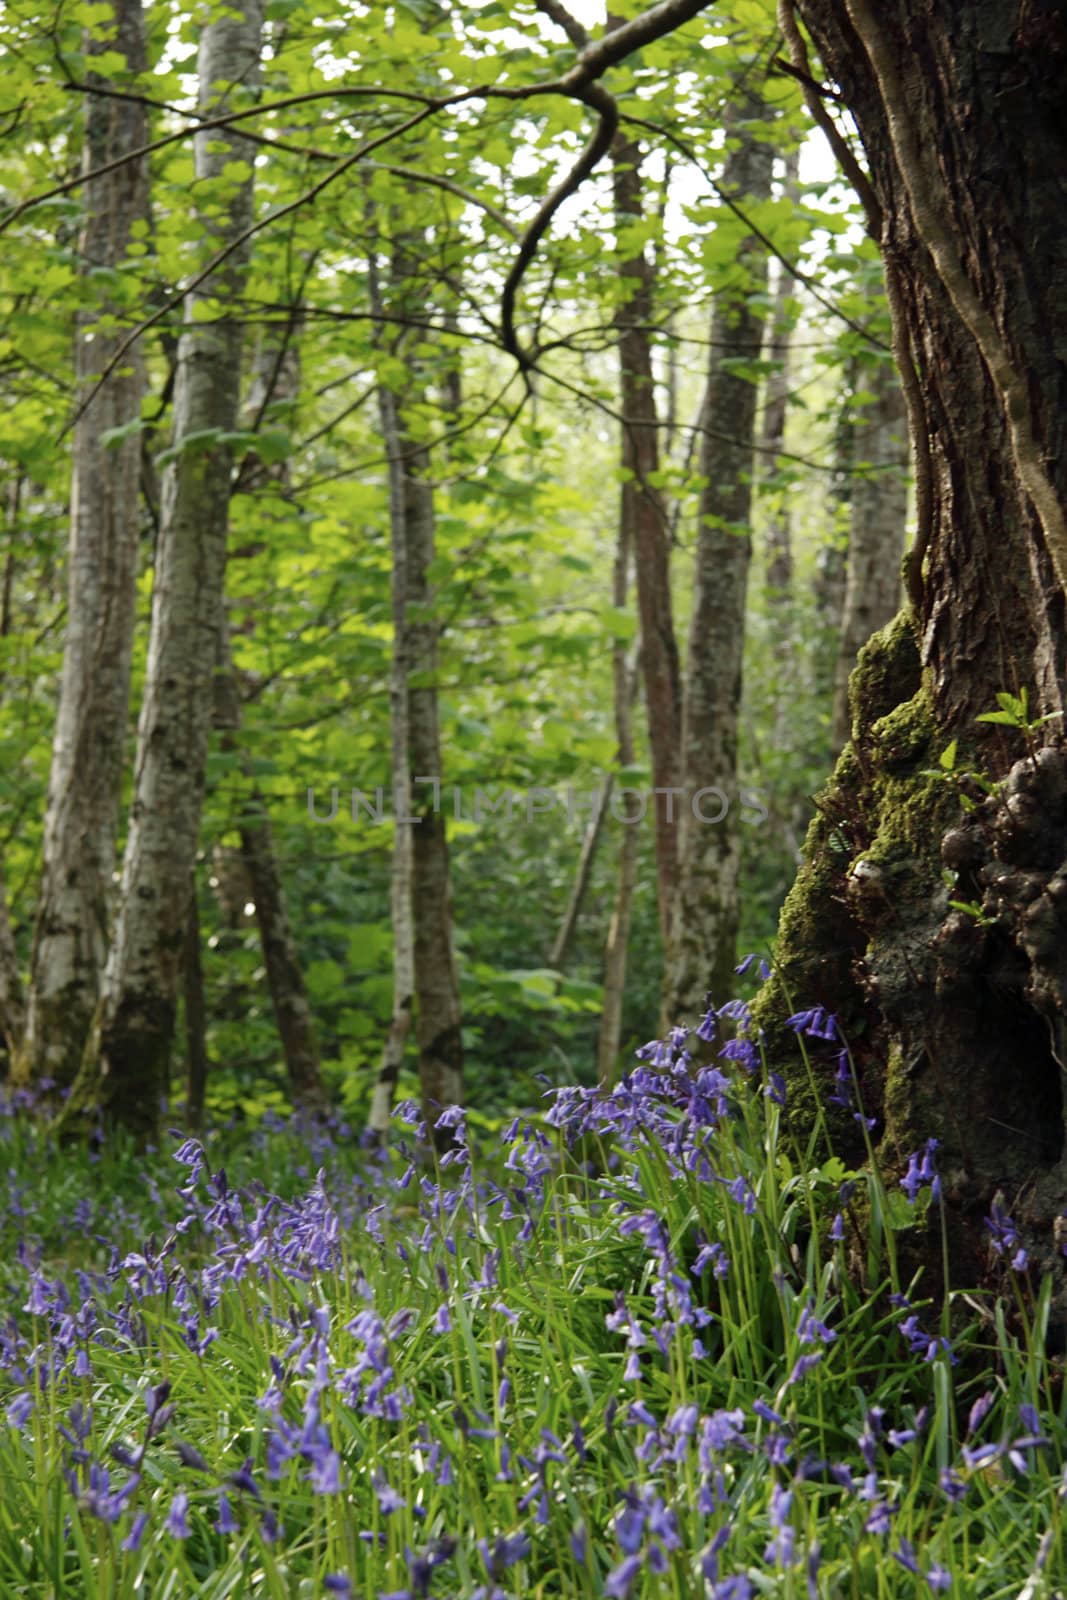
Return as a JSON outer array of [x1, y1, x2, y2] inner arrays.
[[0, 0, 909, 1135]]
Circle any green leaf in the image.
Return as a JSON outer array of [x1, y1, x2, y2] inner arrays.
[[100, 417, 144, 449]]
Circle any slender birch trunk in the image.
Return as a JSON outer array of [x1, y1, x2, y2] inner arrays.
[[830, 354, 908, 751], [405, 431, 464, 1137], [219, 280, 326, 1112], [663, 105, 774, 1025], [815, 365, 856, 673], [71, 1, 263, 1140], [613, 129, 682, 948], [549, 775, 614, 972], [215, 625, 326, 1111], [367, 224, 462, 1140], [597, 525, 640, 1087], [365, 224, 415, 1139], [761, 148, 800, 601], [367, 366, 416, 1137], [19, 0, 147, 1089]]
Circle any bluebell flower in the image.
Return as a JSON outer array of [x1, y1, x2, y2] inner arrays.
[[121, 1511, 148, 1552], [786, 1006, 838, 1040], [604, 1552, 643, 1598], [216, 1491, 238, 1534], [797, 1303, 837, 1345], [166, 1491, 190, 1539]]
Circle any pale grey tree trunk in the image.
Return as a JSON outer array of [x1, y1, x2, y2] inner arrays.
[[367, 325, 415, 1138], [597, 533, 641, 1089], [20, 0, 147, 1089], [71, 1, 263, 1139], [830, 354, 908, 751], [760, 148, 801, 601], [814, 366, 856, 667], [366, 224, 462, 1141], [664, 106, 774, 1025]]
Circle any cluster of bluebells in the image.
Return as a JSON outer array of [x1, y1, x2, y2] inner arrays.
[[1, 997, 1065, 1599]]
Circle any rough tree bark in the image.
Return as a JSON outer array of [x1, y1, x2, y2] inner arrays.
[[830, 347, 907, 752], [19, 1, 147, 1089], [761, 0, 1067, 1322], [67, 1, 263, 1140], [663, 104, 774, 1025]]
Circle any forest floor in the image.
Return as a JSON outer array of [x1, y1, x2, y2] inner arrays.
[[1, 1009, 1065, 1598]]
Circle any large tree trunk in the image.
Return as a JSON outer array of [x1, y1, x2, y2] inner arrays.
[[663, 105, 774, 1025], [19, 1, 147, 1089], [613, 129, 682, 948], [830, 347, 907, 751], [68, 1, 262, 1141], [763, 0, 1067, 1319]]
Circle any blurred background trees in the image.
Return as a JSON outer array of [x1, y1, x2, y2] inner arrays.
[[0, 0, 912, 1134]]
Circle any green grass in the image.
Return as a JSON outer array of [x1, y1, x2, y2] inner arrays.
[[0, 1016, 1064, 1598]]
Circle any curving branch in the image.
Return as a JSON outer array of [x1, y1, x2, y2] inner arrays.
[[500, 81, 618, 369], [501, 0, 714, 366]]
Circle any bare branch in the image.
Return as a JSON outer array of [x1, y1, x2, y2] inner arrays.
[[501, 80, 618, 369], [562, 0, 712, 89], [535, 0, 590, 50]]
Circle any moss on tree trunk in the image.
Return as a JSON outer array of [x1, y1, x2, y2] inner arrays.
[[758, 609, 1067, 1325]]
